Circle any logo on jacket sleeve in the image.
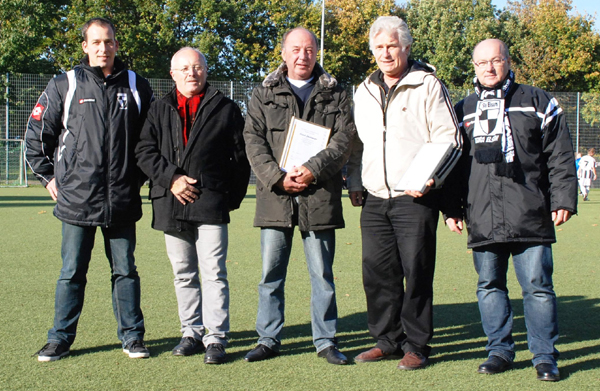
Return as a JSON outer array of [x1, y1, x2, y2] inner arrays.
[[117, 93, 128, 110], [31, 103, 45, 121]]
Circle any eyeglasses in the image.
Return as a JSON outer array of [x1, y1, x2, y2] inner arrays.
[[473, 57, 506, 68], [172, 65, 204, 75]]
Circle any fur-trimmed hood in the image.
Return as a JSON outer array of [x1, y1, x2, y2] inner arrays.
[[262, 62, 337, 89]]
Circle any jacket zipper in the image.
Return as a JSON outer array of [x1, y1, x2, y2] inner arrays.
[[103, 79, 111, 227], [378, 84, 393, 198]]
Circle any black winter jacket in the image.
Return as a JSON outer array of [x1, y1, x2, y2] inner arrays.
[[454, 82, 577, 248], [243, 63, 356, 231], [135, 85, 250, 232], [25, 57, 154, 227]]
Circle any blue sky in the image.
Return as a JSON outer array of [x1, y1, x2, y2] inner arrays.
[[492, 0, 599, 19]]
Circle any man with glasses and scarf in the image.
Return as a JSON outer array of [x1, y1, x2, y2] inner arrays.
[[451, 39, 577, 382]]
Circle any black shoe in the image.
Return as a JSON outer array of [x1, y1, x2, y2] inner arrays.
[[123, 340, 150, 358], [317, 346, 348, 365], [36, 343, 70, 362], [536, 363, 560, 381], [478, 355, 512, 374], [204, 343, 226, 364], [172, 337, 204, 356], [244, 344, 279, 362]]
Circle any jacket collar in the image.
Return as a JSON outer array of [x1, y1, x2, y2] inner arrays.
[[79, 56, 127, 80], [368, 60, 436, 89], [262, 62, 337, 90], [164, 83, 214, 104]]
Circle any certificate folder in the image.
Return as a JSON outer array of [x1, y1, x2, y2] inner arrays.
[[280, 116, 331, 172], [394, 142, 454, 193]]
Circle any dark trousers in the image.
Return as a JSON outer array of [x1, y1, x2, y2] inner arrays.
[[360, 194, 438, 356]]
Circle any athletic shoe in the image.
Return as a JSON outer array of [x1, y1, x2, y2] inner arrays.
[[36, 342, 70, 362], [123, 340, 150, 358]]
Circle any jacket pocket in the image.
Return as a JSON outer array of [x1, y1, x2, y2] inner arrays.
[[201, 174, 229, 192], [265, 102, 289, 131], [149, 184, 167, 199], [314, 104, 340, 129]]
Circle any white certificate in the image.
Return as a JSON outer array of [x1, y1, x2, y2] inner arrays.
[[279, 116, 331, 172], [394, 142, 454, 192]]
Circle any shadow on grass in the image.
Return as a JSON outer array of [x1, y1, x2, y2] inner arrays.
[[0, 195, 56, 207], [430, 295, 600, 375], [66, 295, 600, 373]]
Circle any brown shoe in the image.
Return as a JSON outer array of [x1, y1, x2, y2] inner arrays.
[[397, 351, 429, 370], [355, 347, 395, 363]]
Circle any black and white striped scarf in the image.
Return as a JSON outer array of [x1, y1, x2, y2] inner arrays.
[[473, 70, 517, 177]]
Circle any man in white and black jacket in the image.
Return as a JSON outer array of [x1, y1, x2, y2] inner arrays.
[[346, 16, 462, 370], [451, 39, 577, 382], [26, 17, 154, 362]]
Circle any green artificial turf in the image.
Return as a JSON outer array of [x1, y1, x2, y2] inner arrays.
[[0, 186, 598, 390]]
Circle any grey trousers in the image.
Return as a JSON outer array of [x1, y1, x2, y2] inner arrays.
[[164, 224, 229, 346]]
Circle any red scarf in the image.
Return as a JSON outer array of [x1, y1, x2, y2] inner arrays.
[[176, 90, 204, 146]]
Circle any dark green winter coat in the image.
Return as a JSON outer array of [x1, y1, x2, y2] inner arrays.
[[243, 63, 356, 231]]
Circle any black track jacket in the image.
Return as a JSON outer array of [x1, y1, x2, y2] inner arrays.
[[454, 83, 577, 248], [25, 57, 154, 227]]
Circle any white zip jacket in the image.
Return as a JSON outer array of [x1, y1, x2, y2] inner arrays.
[[347, 61, 462, 199]]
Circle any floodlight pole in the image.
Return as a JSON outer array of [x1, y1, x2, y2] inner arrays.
[[320, 0, 325, 67]]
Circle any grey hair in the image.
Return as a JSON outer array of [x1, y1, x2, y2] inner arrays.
[[369, 16, 413, 55], [170, 47, 207, 69], [281, 27, 319, 52]]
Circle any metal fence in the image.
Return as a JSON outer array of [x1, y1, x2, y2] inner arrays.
[[0, 139, 26, 186], [2, 73, 600, 187]]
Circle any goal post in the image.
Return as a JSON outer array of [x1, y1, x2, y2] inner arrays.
[[0, 139, 27, 187]]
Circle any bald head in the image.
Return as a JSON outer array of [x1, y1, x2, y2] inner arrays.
[[472, 39, 511, 88], [281, 28, 318, 80], [171, 47, 207, 70], [170, 47, 208, 97], [472, 39, 509, 60]]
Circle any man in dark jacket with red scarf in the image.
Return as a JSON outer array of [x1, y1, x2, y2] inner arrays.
[[136, 47, 249, 365], [452, 39, 577, 382]]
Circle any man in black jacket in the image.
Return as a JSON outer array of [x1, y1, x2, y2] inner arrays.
[[451, 39, 577, 381], [26, 18, 154, 362], [242, 27, 355, 365], [135, 47, 250, 365]]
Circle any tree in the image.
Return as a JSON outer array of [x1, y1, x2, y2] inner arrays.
[[320, 0, 400, 86], [0, 0, 66, 74], [581, 92, 600, 126], [405, 0, 504, 89], [504, 0, 600, 91]]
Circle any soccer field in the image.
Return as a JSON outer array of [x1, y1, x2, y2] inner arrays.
[[0, 187, 598, 390]]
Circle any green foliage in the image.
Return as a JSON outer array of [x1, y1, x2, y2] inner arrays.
[[504, 0, 600, 92], [0, 0, 67, 74], [406, 0, 505, 88], [322, 0, 401, 86], [581, 92, 600, 127], [1, 0, 600, 89]]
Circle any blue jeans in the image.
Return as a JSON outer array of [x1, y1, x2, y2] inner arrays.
[[255, 227, 338, 353], [473, 243, 559, 366], [48, 222, 145, 348]]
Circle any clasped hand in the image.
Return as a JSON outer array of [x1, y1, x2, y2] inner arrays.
[[276, 166, 315, 194]]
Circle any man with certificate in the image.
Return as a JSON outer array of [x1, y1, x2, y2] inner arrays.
[[346, 16, 462, 370], [243, 27, 356, 365]]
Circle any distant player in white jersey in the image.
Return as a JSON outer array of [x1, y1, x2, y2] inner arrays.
[[578, 148, 597, 201]]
